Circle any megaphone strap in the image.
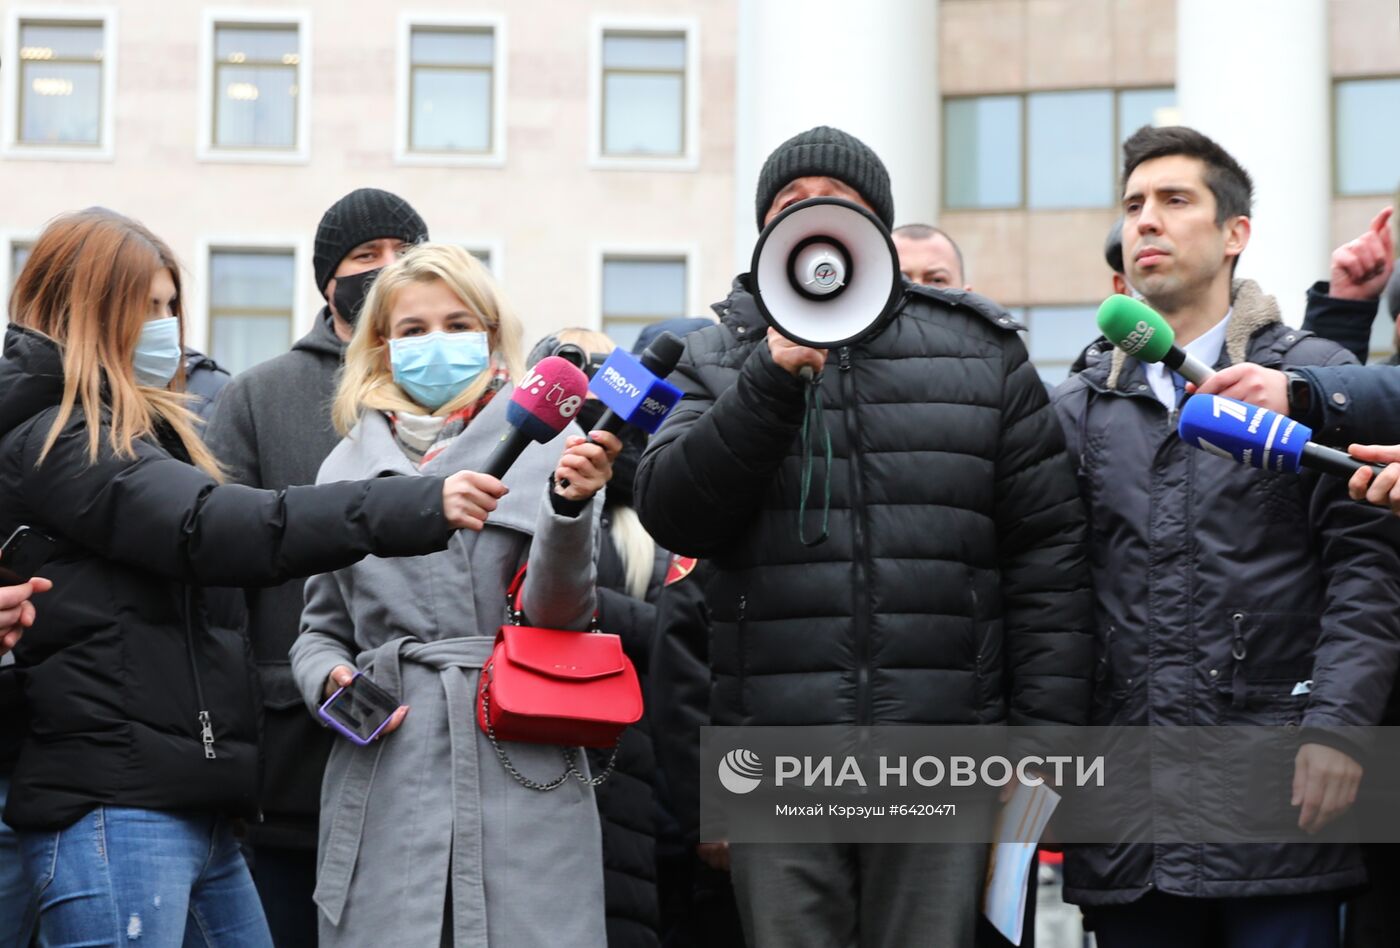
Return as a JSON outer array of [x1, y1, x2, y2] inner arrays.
[[798, 375, 832, 548]]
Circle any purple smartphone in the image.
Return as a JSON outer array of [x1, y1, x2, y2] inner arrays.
[[317, 671, 400, 745]]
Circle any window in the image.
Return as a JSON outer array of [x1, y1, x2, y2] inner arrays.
[[1118, 88, 1177, 144], [200, 12, 309, 161], [10, 242, 34, 288], [207, 249, 296, 374], [600, 256, 688, 351], [1022, 305, 1100, 384], [7, 14, 112, 153], [1335, 78, 1400, 196], [1028, 91, 1114, 209], [945, 96, 1022, 209], [212, 24, 300, 149], [593, 21, 698, 166], [3, 240, 35, 325], [408, 26, 495, 154], [944, 88, 1176, 211]]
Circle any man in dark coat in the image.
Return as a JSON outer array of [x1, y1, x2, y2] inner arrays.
[[203, 187, 427, 945], [634, 126, 1094, 947], [1053, 125, 1400, 948]]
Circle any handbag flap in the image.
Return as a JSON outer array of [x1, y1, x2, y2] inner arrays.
[[500, 625, 626, 681]]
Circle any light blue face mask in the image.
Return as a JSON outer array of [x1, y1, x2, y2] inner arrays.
[[389, 330, 491, 410], [133, 316, 182, 388]]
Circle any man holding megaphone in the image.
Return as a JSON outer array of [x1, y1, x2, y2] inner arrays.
[[635, 126, 1093, 947], [1052, 125, 1400, 948]]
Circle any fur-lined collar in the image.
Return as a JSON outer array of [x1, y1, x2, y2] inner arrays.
[[1105, 279, 1282, 390]]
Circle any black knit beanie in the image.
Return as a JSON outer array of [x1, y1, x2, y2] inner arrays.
[[754, 126, 894, 230], [313, 188, 429, 295]]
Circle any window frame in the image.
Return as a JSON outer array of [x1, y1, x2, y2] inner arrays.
[[1, 232, 41, 325], [941, 85, 1176, 213], [197, 9, 312, 165], [589, 17, 700, 172], [192, 236, 312, 355], [395, 13, 507, 168], [1332, 75, 1400, 198], [1, 7, 117, 161], [592, 245, 699, 343]]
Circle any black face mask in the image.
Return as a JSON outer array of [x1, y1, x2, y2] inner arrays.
[[575, 400, 644, 508], [331, 267, 383, 328]]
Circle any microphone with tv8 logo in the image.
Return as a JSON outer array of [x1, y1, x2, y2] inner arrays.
[[1097, 294, 1215, 385], [482, 356, 590, 480], [1177, 393, 1385, 479]]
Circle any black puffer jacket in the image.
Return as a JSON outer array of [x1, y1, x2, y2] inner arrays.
[[591, 512, 668, 948], [1052, 281, 1400, 904], [635, 277, 1093, 727], [0, 325, 454, 830]]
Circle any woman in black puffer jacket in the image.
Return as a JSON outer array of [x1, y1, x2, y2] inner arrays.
[[0, 209, 503, 946]]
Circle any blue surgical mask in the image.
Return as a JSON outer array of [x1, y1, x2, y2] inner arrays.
[[133, 316, 182, 388], [389, 330, 491, 410]]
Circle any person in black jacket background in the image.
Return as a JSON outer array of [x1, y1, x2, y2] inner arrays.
[[635, 126, 1093, 947], [0, 208, 511, 946]]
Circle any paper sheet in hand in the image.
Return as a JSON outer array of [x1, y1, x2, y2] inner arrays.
[[982, 782, 1061, 946]]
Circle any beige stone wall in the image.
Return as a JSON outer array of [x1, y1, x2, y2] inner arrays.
[[0, 0, 738, 349], [938, 0, 1178, 307]]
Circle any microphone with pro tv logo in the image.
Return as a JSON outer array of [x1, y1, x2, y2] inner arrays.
[[588, 332, 686, 437], [1177, 393, 1385, 479], [555, 332, 687, 490], [482, 356, 590, 480], [1097, 294, 1215, 385]]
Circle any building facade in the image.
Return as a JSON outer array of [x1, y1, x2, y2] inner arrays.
[[1, 0, 1396, 380]]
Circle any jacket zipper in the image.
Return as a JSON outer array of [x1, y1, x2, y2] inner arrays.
[[183, 588, 217, 759], [838, 347, 873, 726]]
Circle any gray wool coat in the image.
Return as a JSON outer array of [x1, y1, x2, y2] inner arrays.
[[291, 390, 607, 948]]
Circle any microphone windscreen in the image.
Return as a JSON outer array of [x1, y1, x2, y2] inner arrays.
[[505, 355, 589, 444], [1177, 394, 1312, 474], [1097, 295, 1175, 364], [640, 331, 686, 375]]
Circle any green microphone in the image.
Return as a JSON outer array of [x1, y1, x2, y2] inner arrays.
[[1095, 294, 1215, 385]]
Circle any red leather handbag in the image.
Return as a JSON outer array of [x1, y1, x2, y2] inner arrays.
[[477, 566, 643, 790]]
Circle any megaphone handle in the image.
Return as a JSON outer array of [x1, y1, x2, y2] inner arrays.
[[799, 367, 815, 383]]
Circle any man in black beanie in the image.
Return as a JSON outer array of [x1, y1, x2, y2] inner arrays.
[[635, 127, 1092, 946], [204, 187, 427, 946]]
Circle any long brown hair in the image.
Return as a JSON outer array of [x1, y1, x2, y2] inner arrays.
[[10, 207, 222, 478]]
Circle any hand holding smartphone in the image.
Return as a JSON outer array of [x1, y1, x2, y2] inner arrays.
[[318, 669, 408, 745]]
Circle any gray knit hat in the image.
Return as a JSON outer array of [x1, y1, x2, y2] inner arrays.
[[754, 126, 894, 230], [313, 188, 428, 295]]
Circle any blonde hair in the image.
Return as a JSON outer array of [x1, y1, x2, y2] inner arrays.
[[333, 243, 526, 435], [12, 208, 222, 479], [545, 327, 657, 600]]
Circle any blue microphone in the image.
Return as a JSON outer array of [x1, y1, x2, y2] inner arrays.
[[588, 335, 685, 435], [1177, 394, 1384, 479]]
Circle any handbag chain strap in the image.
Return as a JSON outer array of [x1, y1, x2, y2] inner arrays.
[[480, 661, 623, 791]]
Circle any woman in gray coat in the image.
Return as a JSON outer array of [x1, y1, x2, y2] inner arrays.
[[291, 245, 620, 947]]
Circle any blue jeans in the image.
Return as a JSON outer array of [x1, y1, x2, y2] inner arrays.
[[18, 807, 272, 948], [0, 775, 36, 948]]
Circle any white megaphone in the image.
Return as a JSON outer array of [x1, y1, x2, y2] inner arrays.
[[750, 197, 902, 350]]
